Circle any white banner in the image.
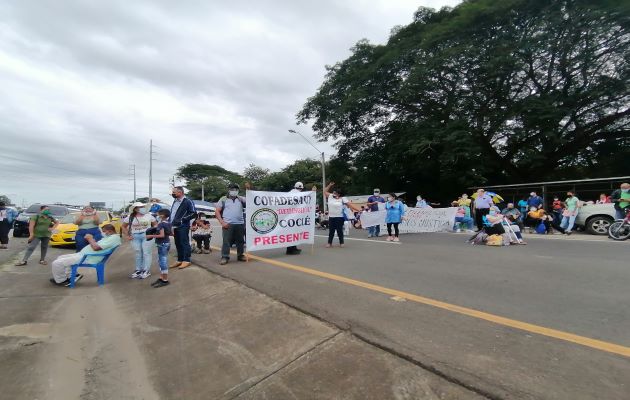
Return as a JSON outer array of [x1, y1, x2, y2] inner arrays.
[[246, 190, 316, 251], [360, 207, 457, 233]]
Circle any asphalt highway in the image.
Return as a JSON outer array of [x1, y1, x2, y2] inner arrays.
[[199, 229, 630, 400]]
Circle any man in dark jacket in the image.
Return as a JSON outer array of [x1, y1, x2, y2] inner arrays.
[[169, 186, 196, 269]]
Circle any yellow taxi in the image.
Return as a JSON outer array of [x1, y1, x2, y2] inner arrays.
[[50, 211, 122, 247]]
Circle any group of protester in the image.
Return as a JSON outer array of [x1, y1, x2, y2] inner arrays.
[[6, 181, 629, 288]]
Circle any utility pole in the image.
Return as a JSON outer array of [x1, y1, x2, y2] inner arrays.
[[288, 129, 327, 213], [149, 139, 157, 201], [128, 164, 137, 202]]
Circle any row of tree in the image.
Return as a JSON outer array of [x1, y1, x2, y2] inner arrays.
[[175, 158, 389, 204]]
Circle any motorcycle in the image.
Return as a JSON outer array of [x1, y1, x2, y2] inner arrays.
[[608, 208, 630, 241]]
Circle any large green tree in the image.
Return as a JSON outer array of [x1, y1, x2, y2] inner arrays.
[[298, 0, 630, 200], [0, 195, 11, 205]]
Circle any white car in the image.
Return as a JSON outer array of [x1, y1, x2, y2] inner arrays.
[[574, 203, 616, 235]]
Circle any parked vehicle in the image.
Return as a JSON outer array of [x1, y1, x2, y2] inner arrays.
[[608, 209, 630, 241], [12, 204, 70, 237], [574, 203, 615, 235], [50, 211, 122, 247]]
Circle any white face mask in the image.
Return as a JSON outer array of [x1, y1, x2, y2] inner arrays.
[[137, 207, 147, 214], [229, 190, 238, 197], [374, 192, 380, 196], [417, 196, 422, 201]]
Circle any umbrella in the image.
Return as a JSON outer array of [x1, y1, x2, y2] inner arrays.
[[471, 191, 504, 204]]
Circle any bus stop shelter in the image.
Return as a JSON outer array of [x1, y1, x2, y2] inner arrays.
[[469, 176, 630, 209]]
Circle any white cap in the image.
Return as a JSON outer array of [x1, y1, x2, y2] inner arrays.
[[294, 181, 304, 189], [129, 202, 145, 211]]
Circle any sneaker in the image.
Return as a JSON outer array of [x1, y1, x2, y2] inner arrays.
[[325, 244, 332, 248], [393, 237, 400, 242], [386, 236, 393, 242], [150, 278, 162, 287], [65, 274, 83, 287], [153, 279, 170, 288], [465, 229, 476, 233], [367, 234, 373, 238], [195, 249, 203, 254], [219, 258, 228, 265], [130, 270, 141, 279], [565, 231, 572, 236], [340, 244, 345, 248], [455, 229, 461, 233], [203, 249, 211, 254], [286, 248, 302, 255], [237, 255, 247, 262], [178, 261, 191, 269], [139, 271, 151, 279]]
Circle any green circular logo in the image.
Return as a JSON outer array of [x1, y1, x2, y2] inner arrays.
[[251, 208, 278, 234]]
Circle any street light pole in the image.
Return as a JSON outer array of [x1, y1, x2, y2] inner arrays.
[[288, 129, 327, 213]]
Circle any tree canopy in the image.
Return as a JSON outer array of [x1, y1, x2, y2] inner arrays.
[[298, 0, 630, 200]]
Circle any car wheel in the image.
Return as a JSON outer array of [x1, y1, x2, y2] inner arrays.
[[586, 216, 613, 235]]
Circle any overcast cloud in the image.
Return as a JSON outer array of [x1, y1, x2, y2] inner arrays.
[[0, 0, 460, 208]]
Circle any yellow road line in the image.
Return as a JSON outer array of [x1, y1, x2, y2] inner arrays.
[[241, 252, 630, 358]]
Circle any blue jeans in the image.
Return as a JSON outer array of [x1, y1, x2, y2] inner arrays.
[[75, 227, 102, 252], [173, 227, 191, 262], [560, 215, 577, 232], [131, 233, 153, 272], [454, 216, 474, 230], [156, 242, 170, 274], [367, 225, 380, 237], [616, 209, 627, 220]]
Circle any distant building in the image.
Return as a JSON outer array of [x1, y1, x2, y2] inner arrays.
[[90, 202, 106, 209]]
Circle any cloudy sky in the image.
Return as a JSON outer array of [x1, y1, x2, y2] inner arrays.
[[0, 0, 460, 209]]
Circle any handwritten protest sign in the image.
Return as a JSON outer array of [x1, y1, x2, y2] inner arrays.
[[360, 207, 457, 233], [246, 190, 316, 251]]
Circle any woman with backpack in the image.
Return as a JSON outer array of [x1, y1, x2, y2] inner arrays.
[[15, 205, 59, 265], [385, 193, 406, 242]]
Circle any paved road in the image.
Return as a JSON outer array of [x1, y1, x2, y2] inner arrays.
[[197, 228, 630, 400]]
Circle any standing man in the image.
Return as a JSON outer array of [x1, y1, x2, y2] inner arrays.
[[0, 202, 17, 249], [169, 186, 197, 269], [527, 191, 544, 210], [610, 183, 630, 220], [286, 181, 307, 254], [473, 189, 493, 231], [215, 183, 247, 265], [365, 188, 385, 238]]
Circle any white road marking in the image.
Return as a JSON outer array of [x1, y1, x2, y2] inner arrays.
[[314, 234, 401, 244]]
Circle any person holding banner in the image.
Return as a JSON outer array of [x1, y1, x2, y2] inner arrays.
[[286, 181, 306, 255], [385, 193, 406, 242], [324, 182, 361, 248], [365, 188, 385, 238], [216, 183, 247, 265]]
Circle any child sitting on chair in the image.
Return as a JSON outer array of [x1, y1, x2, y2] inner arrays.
[[50, 224, 121, 287]]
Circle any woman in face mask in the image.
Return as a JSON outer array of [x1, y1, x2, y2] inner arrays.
[[560, 191, 580, 235], [15, 205, 59, 266], [323, 182, 361, 248], [385, 193, 406, 242], [74, 206, 102, 252], [122, 202, 157, 279]]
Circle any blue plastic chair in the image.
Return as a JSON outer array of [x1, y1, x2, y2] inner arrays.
[[69, 246, 119, 288]]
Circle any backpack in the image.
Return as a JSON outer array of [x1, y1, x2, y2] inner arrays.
[[469, 231, 488, 245], [486, 234, 503, 246], [535, 221, 547, 234]]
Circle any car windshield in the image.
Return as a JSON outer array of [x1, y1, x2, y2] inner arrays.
[[60, 211, 109, 224], [25, 205, 68, 216]]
